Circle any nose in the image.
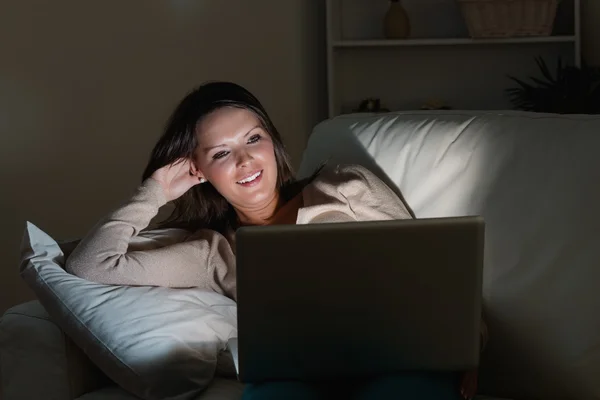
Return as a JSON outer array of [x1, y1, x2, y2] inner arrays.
[[235, 149, 253, 168]]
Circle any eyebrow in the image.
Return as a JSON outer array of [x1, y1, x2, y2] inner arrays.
[[202, 125, 262, 153]]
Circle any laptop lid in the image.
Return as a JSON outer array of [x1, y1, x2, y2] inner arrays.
[[235, 216, 484, 383]]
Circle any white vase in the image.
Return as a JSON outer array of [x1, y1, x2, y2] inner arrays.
[[384, 0, 410, 39]]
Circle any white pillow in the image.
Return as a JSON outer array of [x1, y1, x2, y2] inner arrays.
[[19, 222, 238, 400]]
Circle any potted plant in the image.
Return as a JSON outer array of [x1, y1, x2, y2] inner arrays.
[[506, 56, 600, 114]]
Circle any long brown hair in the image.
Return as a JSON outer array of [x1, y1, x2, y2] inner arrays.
[[142, 81, 304, 233]]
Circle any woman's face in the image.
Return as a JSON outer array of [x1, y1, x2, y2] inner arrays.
[[193, 107, 279, 211]]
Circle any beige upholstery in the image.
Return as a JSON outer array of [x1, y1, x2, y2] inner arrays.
[[0, 301, 107, 399]]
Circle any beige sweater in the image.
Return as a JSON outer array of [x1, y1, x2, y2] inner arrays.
[[66, 164, 412, 300], [66, 163, 489, 349]]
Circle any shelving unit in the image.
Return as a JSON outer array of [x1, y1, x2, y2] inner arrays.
[[326, 0, 581, 117], [333, 35, 578, 48]]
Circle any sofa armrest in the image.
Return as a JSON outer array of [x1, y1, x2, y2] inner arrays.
[[0, 301, 109, 400]]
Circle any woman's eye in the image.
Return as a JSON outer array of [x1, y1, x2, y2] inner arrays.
[[213, 151, 229, 160], [248, 134, 261, 144]]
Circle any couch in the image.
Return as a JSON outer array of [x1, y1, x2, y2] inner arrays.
[[2, 110, 599, 400]]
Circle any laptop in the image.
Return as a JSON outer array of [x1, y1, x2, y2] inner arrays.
[[229, 216, 485, 384]]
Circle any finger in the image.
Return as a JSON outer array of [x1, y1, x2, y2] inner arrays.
[[187, 174, 203, 186], [172, 158, 192, 174], [172, 159, 191, 175], [178, 158, 191, 169], [167, 158, 184, 169]]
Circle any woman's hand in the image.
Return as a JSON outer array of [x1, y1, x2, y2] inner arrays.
[[460, 368, 478, 399], [150, 158, 204, 202]]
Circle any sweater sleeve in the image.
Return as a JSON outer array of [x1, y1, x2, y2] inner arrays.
[[299, 164, 413, 224], [65, 178, 237, 300]]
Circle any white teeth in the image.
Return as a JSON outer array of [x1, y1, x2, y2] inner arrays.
[[237, 171, 261, 184]]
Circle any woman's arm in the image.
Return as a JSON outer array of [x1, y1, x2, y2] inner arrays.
[[66, 178, 236, 299], [299, 164, 413, 224]]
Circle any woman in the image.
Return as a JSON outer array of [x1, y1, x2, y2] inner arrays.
[[66, 81, 483, 399]]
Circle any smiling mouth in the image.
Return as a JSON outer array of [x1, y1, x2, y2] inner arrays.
[[236, 170, 262, 184]]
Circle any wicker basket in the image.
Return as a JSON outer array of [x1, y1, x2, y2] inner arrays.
[[457, 0, 559, 38]]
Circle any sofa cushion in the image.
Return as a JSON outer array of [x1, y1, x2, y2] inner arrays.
[[0, 300, 109, 399], [19, 222, 238, 400], [75, 378, 244, 400], [299, 110, 600, 400]]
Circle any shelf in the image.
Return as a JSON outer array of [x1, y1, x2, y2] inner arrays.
[[326, 0, 581, 118], [332, 35, 577, 48]]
